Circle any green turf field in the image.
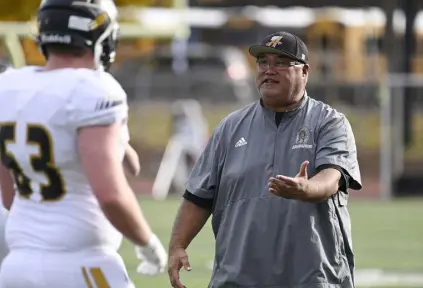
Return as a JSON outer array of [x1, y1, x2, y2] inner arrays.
[[118, 197, 423, 288]]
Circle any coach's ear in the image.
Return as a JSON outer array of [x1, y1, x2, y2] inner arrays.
[[302, 64, 309, 78]]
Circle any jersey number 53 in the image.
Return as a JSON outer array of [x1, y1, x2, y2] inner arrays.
[[0, 122, 65, 202]]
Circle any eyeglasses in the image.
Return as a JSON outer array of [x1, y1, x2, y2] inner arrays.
[[256, 58, 303, 70]]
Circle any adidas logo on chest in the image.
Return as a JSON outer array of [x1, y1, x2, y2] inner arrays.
[[235, 137, 247, 147]]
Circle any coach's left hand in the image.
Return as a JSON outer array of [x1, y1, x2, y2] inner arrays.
[[268, 161, 310, 201]]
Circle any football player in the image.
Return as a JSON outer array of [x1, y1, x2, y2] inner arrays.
[[0, 0, 166, 287]]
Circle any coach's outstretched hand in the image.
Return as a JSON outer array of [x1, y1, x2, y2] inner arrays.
[[135, 234, 168, 276], [268, 160, 310, 201], [168, 247, 191, 288]]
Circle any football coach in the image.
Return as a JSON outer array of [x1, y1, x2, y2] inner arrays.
[[168, 31, 362, 288]]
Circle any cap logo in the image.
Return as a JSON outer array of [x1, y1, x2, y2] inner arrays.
[[266, 36, 283, 48]]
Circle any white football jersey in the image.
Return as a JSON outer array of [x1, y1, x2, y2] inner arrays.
[[0, 66, 129, 252]]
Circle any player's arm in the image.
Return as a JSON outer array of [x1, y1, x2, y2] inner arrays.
[[123, 143, 141, 176], [0, 163, 15, 210], [78, 123, 152, 246], [70, 80, 155, 247]]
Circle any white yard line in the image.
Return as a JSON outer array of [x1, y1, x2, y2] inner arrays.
[[206, 263, 423, 287], [355, 269, 423, 287]]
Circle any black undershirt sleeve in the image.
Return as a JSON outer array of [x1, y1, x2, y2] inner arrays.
[[183, 190, 213, 211]]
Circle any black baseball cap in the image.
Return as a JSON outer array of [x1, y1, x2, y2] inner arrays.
[[249, 31, 308, 64]]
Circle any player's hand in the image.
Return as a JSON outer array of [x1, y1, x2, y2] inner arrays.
[[168, 247, 191, 288], [268, 161, 310, 201], [135, 234, 168, 276]]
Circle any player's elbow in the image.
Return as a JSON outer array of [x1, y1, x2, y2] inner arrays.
[[87, 169, 130, 206], [87, 167, 131, 206], [84, 164, 130, 207], [92, 188, 119, 206]]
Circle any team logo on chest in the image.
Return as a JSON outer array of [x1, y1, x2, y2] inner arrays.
[[292, 127, 312, 149]]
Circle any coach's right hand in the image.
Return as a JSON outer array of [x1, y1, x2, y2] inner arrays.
[[168, 247, 191, 288]]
